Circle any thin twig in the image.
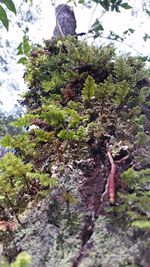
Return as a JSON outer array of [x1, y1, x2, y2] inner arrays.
[[84, 33, 143, 56], [114, 153, 130, 164], [84, 3, 98, 40], [84, 8, 107, 41], [101, 35, 143, 56]]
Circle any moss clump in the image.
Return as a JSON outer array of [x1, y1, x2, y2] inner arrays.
[[0, 37, 150, 265]]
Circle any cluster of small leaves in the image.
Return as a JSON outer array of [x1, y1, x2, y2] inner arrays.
[[8, 39, 150, 157], [82, 75, 96, 101], [93, 0, 132, 12], [133, 114, 150, 147], [114, 56, 149, 84], [17, 33, 31, 64], [0, 152, 32, 216], [0, 151, 58, 218], [114, 168, 150, 230], [90, 0, 132, 39], [8, 104, 88, 143], [23, 38, 149, 112], [0, 109, 22, 139], [1, 133, 37, 158], [95, 75, 131, 109], [0, 251, 31, 267], [22, 38, 115, 109]]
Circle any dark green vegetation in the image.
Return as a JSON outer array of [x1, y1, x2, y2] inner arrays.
[[0, 37, 150, 266]]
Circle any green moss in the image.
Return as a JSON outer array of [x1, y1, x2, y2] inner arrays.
[[0, 252, 31, 267], [1, 37, 150, 266]]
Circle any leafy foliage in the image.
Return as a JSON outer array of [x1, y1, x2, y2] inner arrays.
[[113, 56, 134, 83], [0, 251, 31, 267], [114, 168, 150, 230], [95, 75, 131, 110], [0, 151, 57, 218], [1, 133, 37, 158], [82, 75, 96, 101], [0, 0, 16, 30], [11, 251, 31, 267], [26, 172, 58, 188], [58, 126, 87, 142], [0, 153, 32, 215], [17, 34, 31, 64], [42, 105, 66, 129], [92, 0, 132, 12], [23, 38, 115, 110], [131, 220, 150, 230], [0, 109, 22, 139], [0, 37, 150, 234]]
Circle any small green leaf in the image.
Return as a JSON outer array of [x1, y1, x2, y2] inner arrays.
[[91, 19, 104, 33], [17, 57, 27, 64], [114, 5, 120, 12], [78, 0, 85, 3], [1, 134, 11, 147], [120, 2, 132, 9], [23, 35, 31, 54], [111, 2, 121, 12], [131, 220, 150, 230], [11, 251, 31, 267], [17, 42, 23, 55], [0, 5, 9, 30], [116, 0, 122, 4], [99, 0, 110, 11], [1, 0, 16, 14], [42, 81, 56, 92], [58, 129, 75, 141], [57, 40, 63, 48]]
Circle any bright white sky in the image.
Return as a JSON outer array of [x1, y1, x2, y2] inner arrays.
[[0, 0, 150, 112]]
